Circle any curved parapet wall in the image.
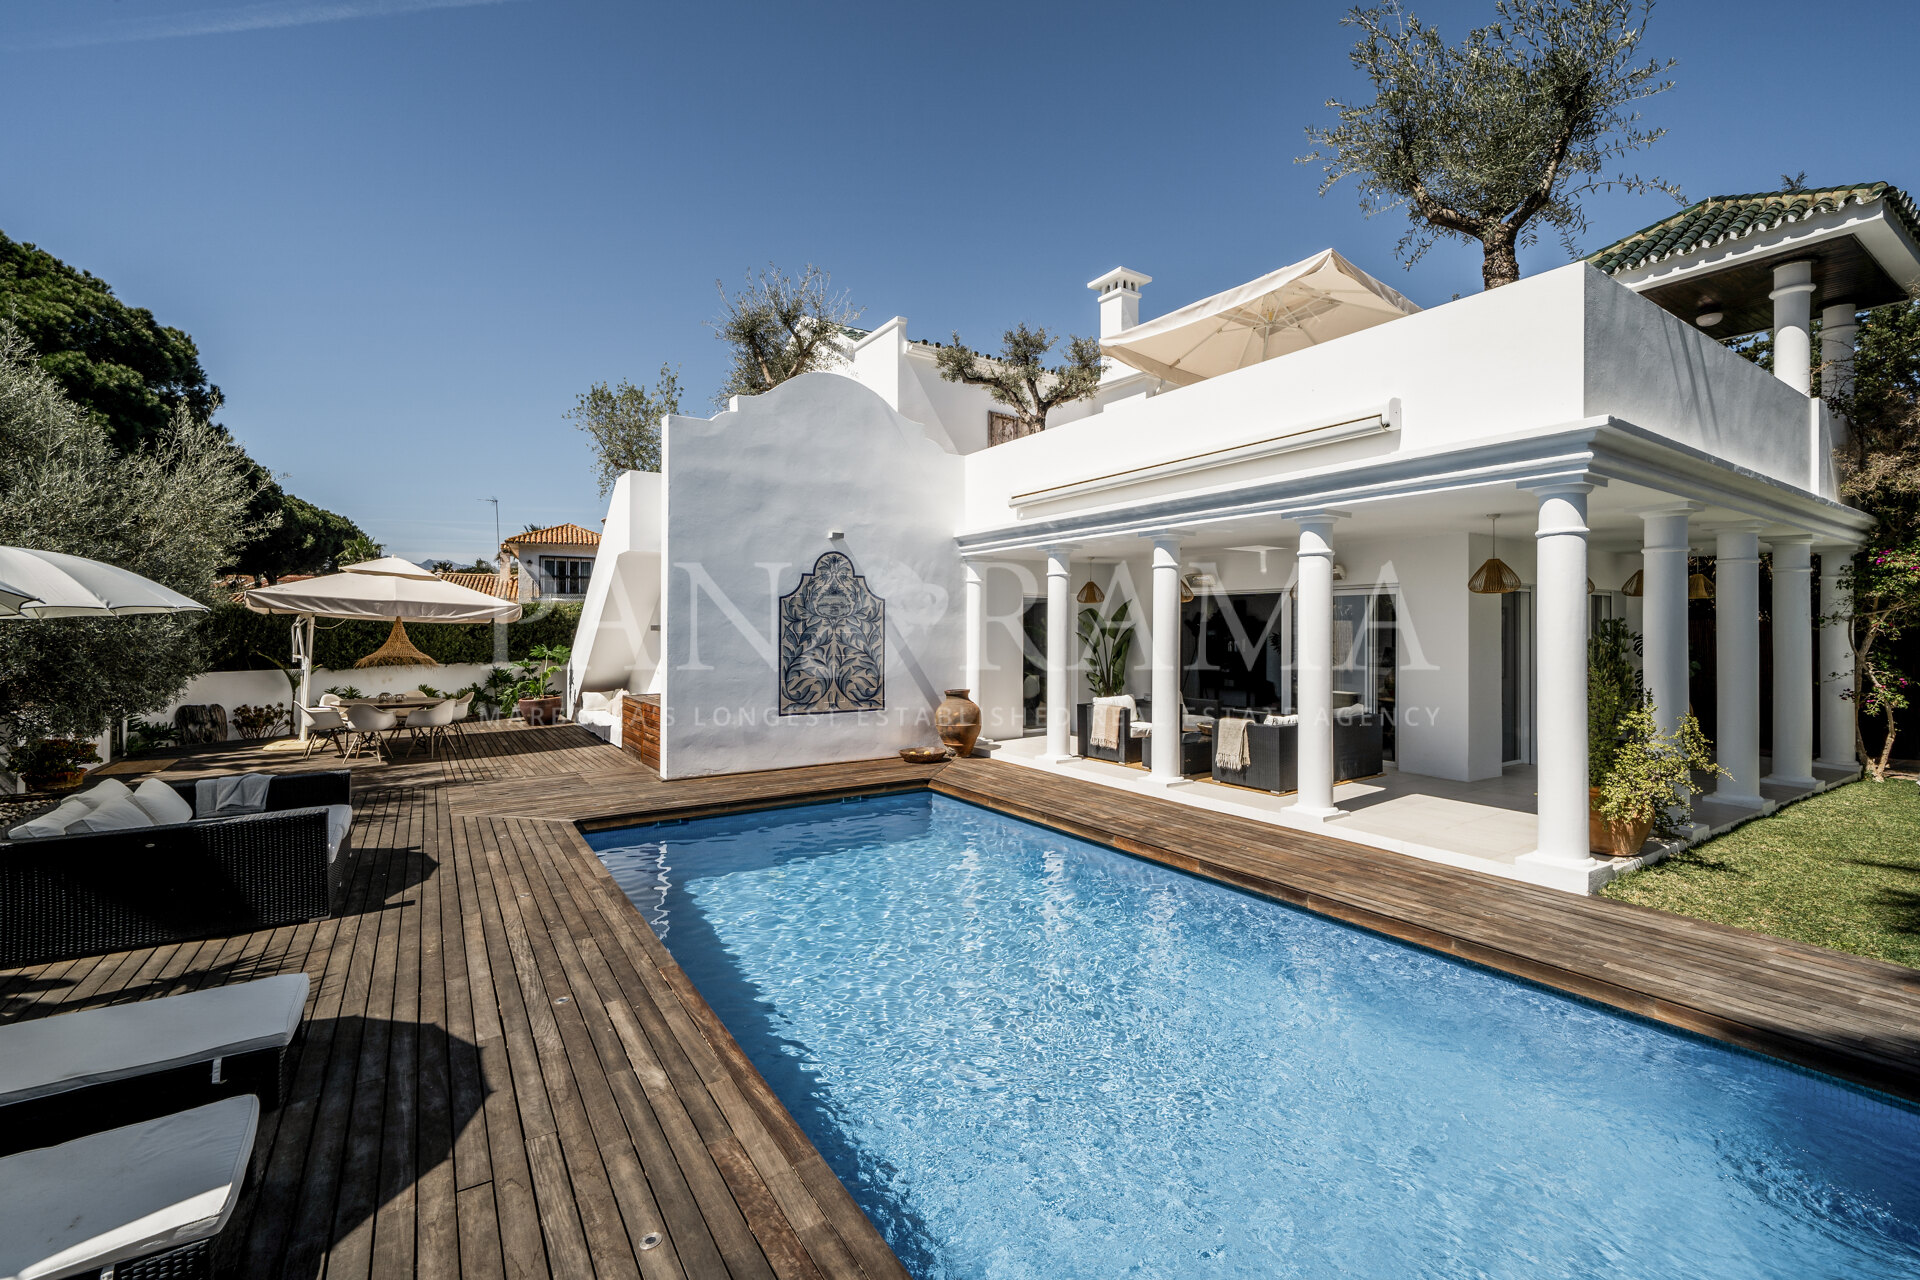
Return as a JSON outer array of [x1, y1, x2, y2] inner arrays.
[[660, 372, 965, 778], [567, 470, 665, 717]]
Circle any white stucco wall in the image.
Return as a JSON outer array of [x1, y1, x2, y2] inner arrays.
[[567, 470, 664, 703], [660, 373, 967, 778]]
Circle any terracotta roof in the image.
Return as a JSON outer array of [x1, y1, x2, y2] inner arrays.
[[435, 571, 521, 600], [1586, 182, 1920, 276], [502, 522, 600, 549]]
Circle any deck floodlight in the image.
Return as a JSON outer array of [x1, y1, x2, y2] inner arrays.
[[1468, 515, 1523, 594]]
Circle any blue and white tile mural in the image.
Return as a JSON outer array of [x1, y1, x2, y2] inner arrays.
[[778, 551, 886, 714]]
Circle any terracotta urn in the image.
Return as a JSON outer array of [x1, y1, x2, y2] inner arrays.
[[935, 688, 982, 757], [24, 770, 85, 794], [1588, 787, 1653, 858]]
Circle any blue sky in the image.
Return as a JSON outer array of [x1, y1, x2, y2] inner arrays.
[[3, 0, 1914, 562]]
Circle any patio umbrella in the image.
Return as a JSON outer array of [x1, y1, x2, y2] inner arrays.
[[1100, 249, 1421, 387], [0, 546, 208, 619], [244, 558, 522, 741]]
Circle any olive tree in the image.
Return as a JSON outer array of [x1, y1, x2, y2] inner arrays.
[[565, 364, 680, 495], [712, 264, 862, 404], [0, 322, 261, 749], [933, 323, 1104, 441], [1300, 0, 1680, 290]]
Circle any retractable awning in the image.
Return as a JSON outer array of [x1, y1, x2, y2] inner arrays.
[[1101, 249, 1420, 387]]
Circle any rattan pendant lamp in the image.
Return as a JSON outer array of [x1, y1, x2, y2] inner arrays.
[[354, 616, 438, 667], [1076, 562, 1105, 605], [1468, 515, 1523, 594]]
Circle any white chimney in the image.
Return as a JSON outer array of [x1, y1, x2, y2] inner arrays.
[[1087, 267, 1151, 339]]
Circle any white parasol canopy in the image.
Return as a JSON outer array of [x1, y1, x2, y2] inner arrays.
[[243, 561, 523, 624], [0, 546, 208, 620], [1100, 249, 1421, 387]]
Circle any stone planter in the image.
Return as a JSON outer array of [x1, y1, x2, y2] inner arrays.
[[516, 695, 563, 726], [935, 689, 982, 757], [1588, 787, 1653, 858]]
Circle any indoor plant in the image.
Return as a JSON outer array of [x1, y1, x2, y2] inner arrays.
[[1077, 600, 1136, 699], [9, 738, 103, 793]]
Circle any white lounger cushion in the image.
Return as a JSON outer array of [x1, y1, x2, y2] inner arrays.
[[67, 794, 155, 834], [71, 778, 133, 811], [327, 804, 352, 862], [6, 798, 92, 840], [0, 1094, 259, 1280], [0, 973, 309, 1108]]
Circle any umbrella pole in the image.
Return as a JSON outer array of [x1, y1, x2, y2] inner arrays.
[[295, 614, 315, 743]]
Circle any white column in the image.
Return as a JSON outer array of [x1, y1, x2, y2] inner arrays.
[[1714, 525, 1765, 805], [1044, 546, 1073, 761], [1771, 261, 1816, 395], [1148, 536, 1186, 783], [1639, 507, 1695, 736], [962, 560, 984, 712], [1817, 547, 1858, 769], [1521, 484, 1596, 869], [1821, 302, 1858, 401], [1293, 515, 1340, 819], [1766, 536, 1816, 786]]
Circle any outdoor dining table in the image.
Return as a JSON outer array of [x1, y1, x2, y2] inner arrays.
[[337, 696, 441, 722]]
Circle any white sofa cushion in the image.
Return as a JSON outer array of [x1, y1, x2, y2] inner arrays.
[[68, 794, 155, 834], [6, 797, 93, 840], [0, 1095, 259, 1280], [131, 778, 194, 826], [578, 689, 627, 715], [0, 973, 310, 1108], [71, 777, 133, 812], [326, 805, 352, 864]]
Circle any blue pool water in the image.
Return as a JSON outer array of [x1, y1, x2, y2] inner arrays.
[[588, 794, 1920, 1279]]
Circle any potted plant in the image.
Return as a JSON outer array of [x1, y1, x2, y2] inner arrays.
[[1588, 619, 1726, 857], [507, 643, 572, 725], [1077, 600, 1136, 699], [9, 738, 103, 793]]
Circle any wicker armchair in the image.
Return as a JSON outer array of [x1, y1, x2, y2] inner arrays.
[[0, 771, 354, 968]]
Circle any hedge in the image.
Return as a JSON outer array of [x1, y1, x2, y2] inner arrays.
[[202, 602, 581, 672]]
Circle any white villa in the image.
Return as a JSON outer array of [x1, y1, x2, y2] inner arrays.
[[567, 182, 1918, 894]]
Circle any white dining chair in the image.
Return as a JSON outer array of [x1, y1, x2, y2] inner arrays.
[[301, 706, 347, 758], [405, 699, 457, 758], [318, 693, 344, 708], [449, 693, 475, 736], [342, 704, 398, 761]]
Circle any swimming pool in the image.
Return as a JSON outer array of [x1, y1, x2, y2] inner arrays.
[[588, 793, 1920, 1279]]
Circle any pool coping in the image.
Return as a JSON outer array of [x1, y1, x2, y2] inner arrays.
[[576, 756, 1920, 1111]]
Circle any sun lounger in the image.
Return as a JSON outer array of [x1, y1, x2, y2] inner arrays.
[[0, 1094, 259, 1280], [0, 974, 306, 1155]]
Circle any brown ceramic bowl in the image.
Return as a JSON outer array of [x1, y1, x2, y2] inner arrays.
[[898, 746, 953, 764]]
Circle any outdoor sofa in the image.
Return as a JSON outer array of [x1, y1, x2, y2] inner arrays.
[[1208, 706, 1385, 794], [0, 770, 354, 968], [1074, 698, 1214, 773]]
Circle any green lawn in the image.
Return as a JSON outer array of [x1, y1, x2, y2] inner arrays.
[[1601, 780, 1920, 969]]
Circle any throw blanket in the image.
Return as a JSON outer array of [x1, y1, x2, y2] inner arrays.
[[1215, 716, 1252, 772], [1090, 701, 1125, 751], [195, 773, 273, 818]]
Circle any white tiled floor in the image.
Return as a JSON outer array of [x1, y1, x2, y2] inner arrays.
[[987, 736, 1860, 894]]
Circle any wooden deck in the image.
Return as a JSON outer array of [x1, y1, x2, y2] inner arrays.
[[3, 722, 1919, 1278]]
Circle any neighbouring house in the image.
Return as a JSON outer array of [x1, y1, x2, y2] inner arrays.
[[568, 181, 1918, 894], [433, 569, 520, 601], [498, 523, 601, 602]]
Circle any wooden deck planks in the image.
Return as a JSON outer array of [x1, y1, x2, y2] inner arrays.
[[5, 719, 1919, 1279]]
